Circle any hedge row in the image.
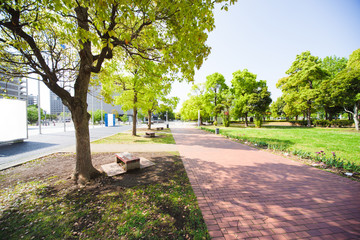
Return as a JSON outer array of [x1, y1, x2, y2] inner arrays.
[[313, 119, 353, 127]]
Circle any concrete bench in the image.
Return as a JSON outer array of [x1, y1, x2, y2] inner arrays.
[[145, 132, 156, 137], [115, 153, 140, 171]]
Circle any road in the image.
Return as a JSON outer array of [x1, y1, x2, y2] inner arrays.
[[0, 123, 132, 170]]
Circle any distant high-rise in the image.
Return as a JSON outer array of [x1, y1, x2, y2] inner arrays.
[[0, 76, 27, 100], [27, 94, 37, 106], [50, 91, 70, 115], [87, 85, 132, 116]]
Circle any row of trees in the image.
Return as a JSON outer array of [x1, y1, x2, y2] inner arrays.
[[273, 49, 359, 130], [180, 69, 272, 127]]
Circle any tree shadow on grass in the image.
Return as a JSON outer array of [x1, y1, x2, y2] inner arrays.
[[0, 153, 209, 240]]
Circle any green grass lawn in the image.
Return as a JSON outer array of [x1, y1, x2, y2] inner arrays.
[[93, 128, 175, 144], [203, 125, 360, 165]]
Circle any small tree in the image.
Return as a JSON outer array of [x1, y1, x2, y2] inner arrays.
[[120, 114, 129, 123]]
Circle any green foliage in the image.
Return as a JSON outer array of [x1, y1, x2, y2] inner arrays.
[[1, 0, 238, 179], [120, 114, 129, 123], [313, 119, 353, 128], [27, 105, 44, 124], [180, 84, 211, 122], [277, 51, 329, 126], [270, 96, 286, 118], [231, 69, 271, 124], [254, 114, 262, 128], [205, 72, 228, 117], [89, 109, 106, 123], [332, 48, 360, 130]]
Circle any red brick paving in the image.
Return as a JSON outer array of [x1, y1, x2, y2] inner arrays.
[[173, 128, 360, 239]]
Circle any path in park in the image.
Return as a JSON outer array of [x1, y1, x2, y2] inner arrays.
[[172, 128, 360, 240]]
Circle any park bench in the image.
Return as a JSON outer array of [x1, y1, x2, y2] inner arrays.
[[156, 127, 164, 130], [145, 132, 156, 137], [115, 153, 140, 171]]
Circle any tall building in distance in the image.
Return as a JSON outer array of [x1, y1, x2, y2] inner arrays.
[[27, 94, 37, 106], [50, 91, 70, 115], [0, 76, 27, 100], [87, 85, 133, 117]]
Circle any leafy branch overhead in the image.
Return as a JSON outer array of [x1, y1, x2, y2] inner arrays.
[[0, 0, 238, 183]]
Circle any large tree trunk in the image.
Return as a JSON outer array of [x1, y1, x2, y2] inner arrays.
[[307, 107, 311, 127], [71, 104, 101, 184], [244, 112, 248, 127], [132, 107, 137, 136], [69, 6, 101, 184], [351, 103, 359, 131], [148, 110, 152, 130]]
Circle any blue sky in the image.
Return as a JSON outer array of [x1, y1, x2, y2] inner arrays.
[[171, 0, 360, 111]]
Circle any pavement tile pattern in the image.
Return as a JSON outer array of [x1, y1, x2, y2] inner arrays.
[[173, 128, 360, 240]]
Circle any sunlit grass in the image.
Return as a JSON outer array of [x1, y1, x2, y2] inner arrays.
[[0, 153, 209, 240], [93, 128, 175, 144], [204, 125, 360, 165]]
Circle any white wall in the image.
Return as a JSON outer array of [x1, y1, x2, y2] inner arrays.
[[0, 99, 27, 142]]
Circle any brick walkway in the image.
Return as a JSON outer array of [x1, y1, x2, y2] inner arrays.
[[172, 128, 360, 240]]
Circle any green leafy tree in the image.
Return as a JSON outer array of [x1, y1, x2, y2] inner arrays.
[[120, 114, 129, 123], [247, 80, 272, 127], [27, 105, 38, 124], [317, 56, 348, 120], [0, 0, 236, 183], [217, 89, 233, 127], [205, 73, 227, 121], [270, 96, 286, 119], [231, 69, 258, 127], [27, 105, 45, 124], [277, 51, 328, 127], [180, 84, 210, 123], [93, 109, 106, 123], [332, 49, 360, 130]]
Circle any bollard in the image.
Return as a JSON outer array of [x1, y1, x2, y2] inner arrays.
[[215, 128, 219, 134], [166, 123, 169, 128]]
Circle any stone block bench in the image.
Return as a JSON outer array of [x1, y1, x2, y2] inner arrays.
[[115, 153, 140, 171], [145, 132, 156, 137]]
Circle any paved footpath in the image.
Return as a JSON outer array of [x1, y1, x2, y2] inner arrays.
[[172, 128, 360, 240]]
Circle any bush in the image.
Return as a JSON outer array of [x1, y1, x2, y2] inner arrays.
[[313, 119, 353, 128], [289, 120, 309, 126]]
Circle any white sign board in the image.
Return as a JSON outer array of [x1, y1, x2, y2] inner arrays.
[[0, 99, 27, 142]]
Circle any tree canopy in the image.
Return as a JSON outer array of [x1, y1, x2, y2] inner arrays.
[[0, 0, 237, 183], [277, 51, 328, 126]]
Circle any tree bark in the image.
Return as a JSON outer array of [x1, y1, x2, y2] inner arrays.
[[245, 112, 248, 127], [307, 107, 311, 127], [71, 103, 101, 184], [345, 103, 359, 131], [70, 6, 101, 184], [354, 103, 359, 131], [132, 107, 137, 135], [148, 110, 152, 130]]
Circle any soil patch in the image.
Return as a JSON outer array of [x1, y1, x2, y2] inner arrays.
[[0, 152, 181, 190]]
